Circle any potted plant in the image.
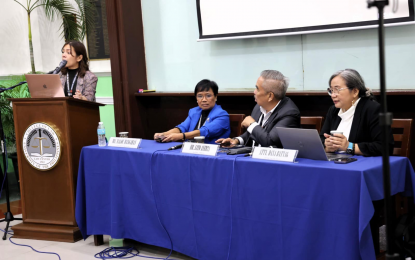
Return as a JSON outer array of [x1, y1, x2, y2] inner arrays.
[[0, 75, 30, 188], [0, 75, 31, 154]]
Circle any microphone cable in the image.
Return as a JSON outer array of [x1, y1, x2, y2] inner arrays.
[[94, 247, 139, 259], [0, 228, 62, 260], [94, 246, 179, 260]]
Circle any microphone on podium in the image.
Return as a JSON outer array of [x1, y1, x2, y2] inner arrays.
[[47, 60, 67, 74]]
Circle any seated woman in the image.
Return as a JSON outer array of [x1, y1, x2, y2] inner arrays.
[[154, 79, 230, 144], [59, 40, 98, 101], [320, 69, 393, 156]]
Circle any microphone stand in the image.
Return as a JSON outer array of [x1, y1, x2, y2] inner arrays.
[[0, 81, 26, 240], [367, 1, 399, 259]]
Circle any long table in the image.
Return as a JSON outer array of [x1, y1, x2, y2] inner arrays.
[[75, 140, 415, 260]]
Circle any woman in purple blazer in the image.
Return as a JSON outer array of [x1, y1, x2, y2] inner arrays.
[[59, 41, 98, 102], [154, 80, 230, 144]]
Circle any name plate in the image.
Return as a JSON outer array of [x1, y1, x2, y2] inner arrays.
[[181, 142, 219, 157], [252, 147, 298, 163], [108, 137, 141, 149]]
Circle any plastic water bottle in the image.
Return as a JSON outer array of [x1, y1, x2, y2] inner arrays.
[[97, 122, 106, 147]]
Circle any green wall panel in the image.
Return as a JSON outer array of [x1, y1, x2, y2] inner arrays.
[[99, 105, 116, 139], [96, 76, 115, 139], [96, 76, 114, 97]]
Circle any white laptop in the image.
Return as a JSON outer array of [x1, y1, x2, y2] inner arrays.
[[276, 127, 352, 161], [25, 74, 65, 98]]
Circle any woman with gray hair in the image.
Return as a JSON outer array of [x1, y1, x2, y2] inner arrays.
[[320, 69, 393, 156]]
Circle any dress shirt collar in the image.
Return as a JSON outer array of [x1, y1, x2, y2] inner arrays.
[[259, 101, 280, 117]]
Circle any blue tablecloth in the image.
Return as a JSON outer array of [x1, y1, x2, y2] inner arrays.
[[75, 140, 415, 260]]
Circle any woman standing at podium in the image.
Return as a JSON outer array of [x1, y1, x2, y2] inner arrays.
[[59, 40, 98, 102], [320, 69, 393, 156], [154, 79, 230, 144]]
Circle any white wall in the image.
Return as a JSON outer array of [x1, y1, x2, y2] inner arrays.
[[142, 0, 415, 91], [0, 0, 110, 77]]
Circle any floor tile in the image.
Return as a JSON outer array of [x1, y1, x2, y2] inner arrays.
[[0, 214, 195, 260]]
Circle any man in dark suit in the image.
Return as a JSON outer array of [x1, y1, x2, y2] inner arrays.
[[216, 70, 300, 147]]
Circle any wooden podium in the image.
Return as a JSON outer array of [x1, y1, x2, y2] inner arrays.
[[10, 98, 104, 242]]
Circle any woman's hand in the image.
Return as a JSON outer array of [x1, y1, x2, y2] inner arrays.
[[154, 133, 165, 140], [325, 133, 349, 151], [74, 90, 87, 100], [323, 133, 338, 152], [162, 133, 184, 142]]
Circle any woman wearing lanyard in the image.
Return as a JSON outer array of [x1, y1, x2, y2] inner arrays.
[[320, 69, 393, 156], [59, 40, 98, 101], [154, 79, 230, 144]]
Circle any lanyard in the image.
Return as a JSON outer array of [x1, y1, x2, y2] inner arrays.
[[66, 72, 78, 96], [197, 114, 209, 129]]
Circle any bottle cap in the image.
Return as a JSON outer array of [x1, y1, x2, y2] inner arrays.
[[99, 122, 103, 124]]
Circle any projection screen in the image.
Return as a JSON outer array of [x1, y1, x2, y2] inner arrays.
[[197, 0, 415, 41]]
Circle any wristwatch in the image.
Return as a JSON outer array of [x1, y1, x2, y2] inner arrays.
[[346, 142, 355, 155]]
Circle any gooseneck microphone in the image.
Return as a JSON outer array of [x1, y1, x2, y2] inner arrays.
[[48, 60, 67, 74]]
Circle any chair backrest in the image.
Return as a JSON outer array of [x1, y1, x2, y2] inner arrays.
[[229, 114, 245, 137], [391, 119, 413, 157], [301, 116, 324, 133]]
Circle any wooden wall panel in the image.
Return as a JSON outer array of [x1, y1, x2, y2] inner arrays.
[[106, 0, 147, 136]]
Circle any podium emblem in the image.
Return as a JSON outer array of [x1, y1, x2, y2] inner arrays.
[[22, 123, 61, 171]]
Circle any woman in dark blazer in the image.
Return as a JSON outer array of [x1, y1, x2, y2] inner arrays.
[[320, 69, 393, 156], [59, 40, 98, 102], [154, 79, 230, 144]]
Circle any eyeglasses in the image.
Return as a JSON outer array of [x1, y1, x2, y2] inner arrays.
[[196, 94, 214, 100], [327, 87, 348, 96]]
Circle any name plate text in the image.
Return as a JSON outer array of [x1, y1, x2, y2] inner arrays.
[[252, 147, 298, 163], [108, 137, 141, 149], [181, 142, 219, 156]]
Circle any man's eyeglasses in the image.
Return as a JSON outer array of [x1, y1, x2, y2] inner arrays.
[[196, 94, 214, 100], [327, 87, 348, 96]]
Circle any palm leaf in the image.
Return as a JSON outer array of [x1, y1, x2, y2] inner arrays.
[[37, 0, 96, 41], [42, 0, 76, 21], [62, 13, 82, 40], [73, 0, 97, 40]]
